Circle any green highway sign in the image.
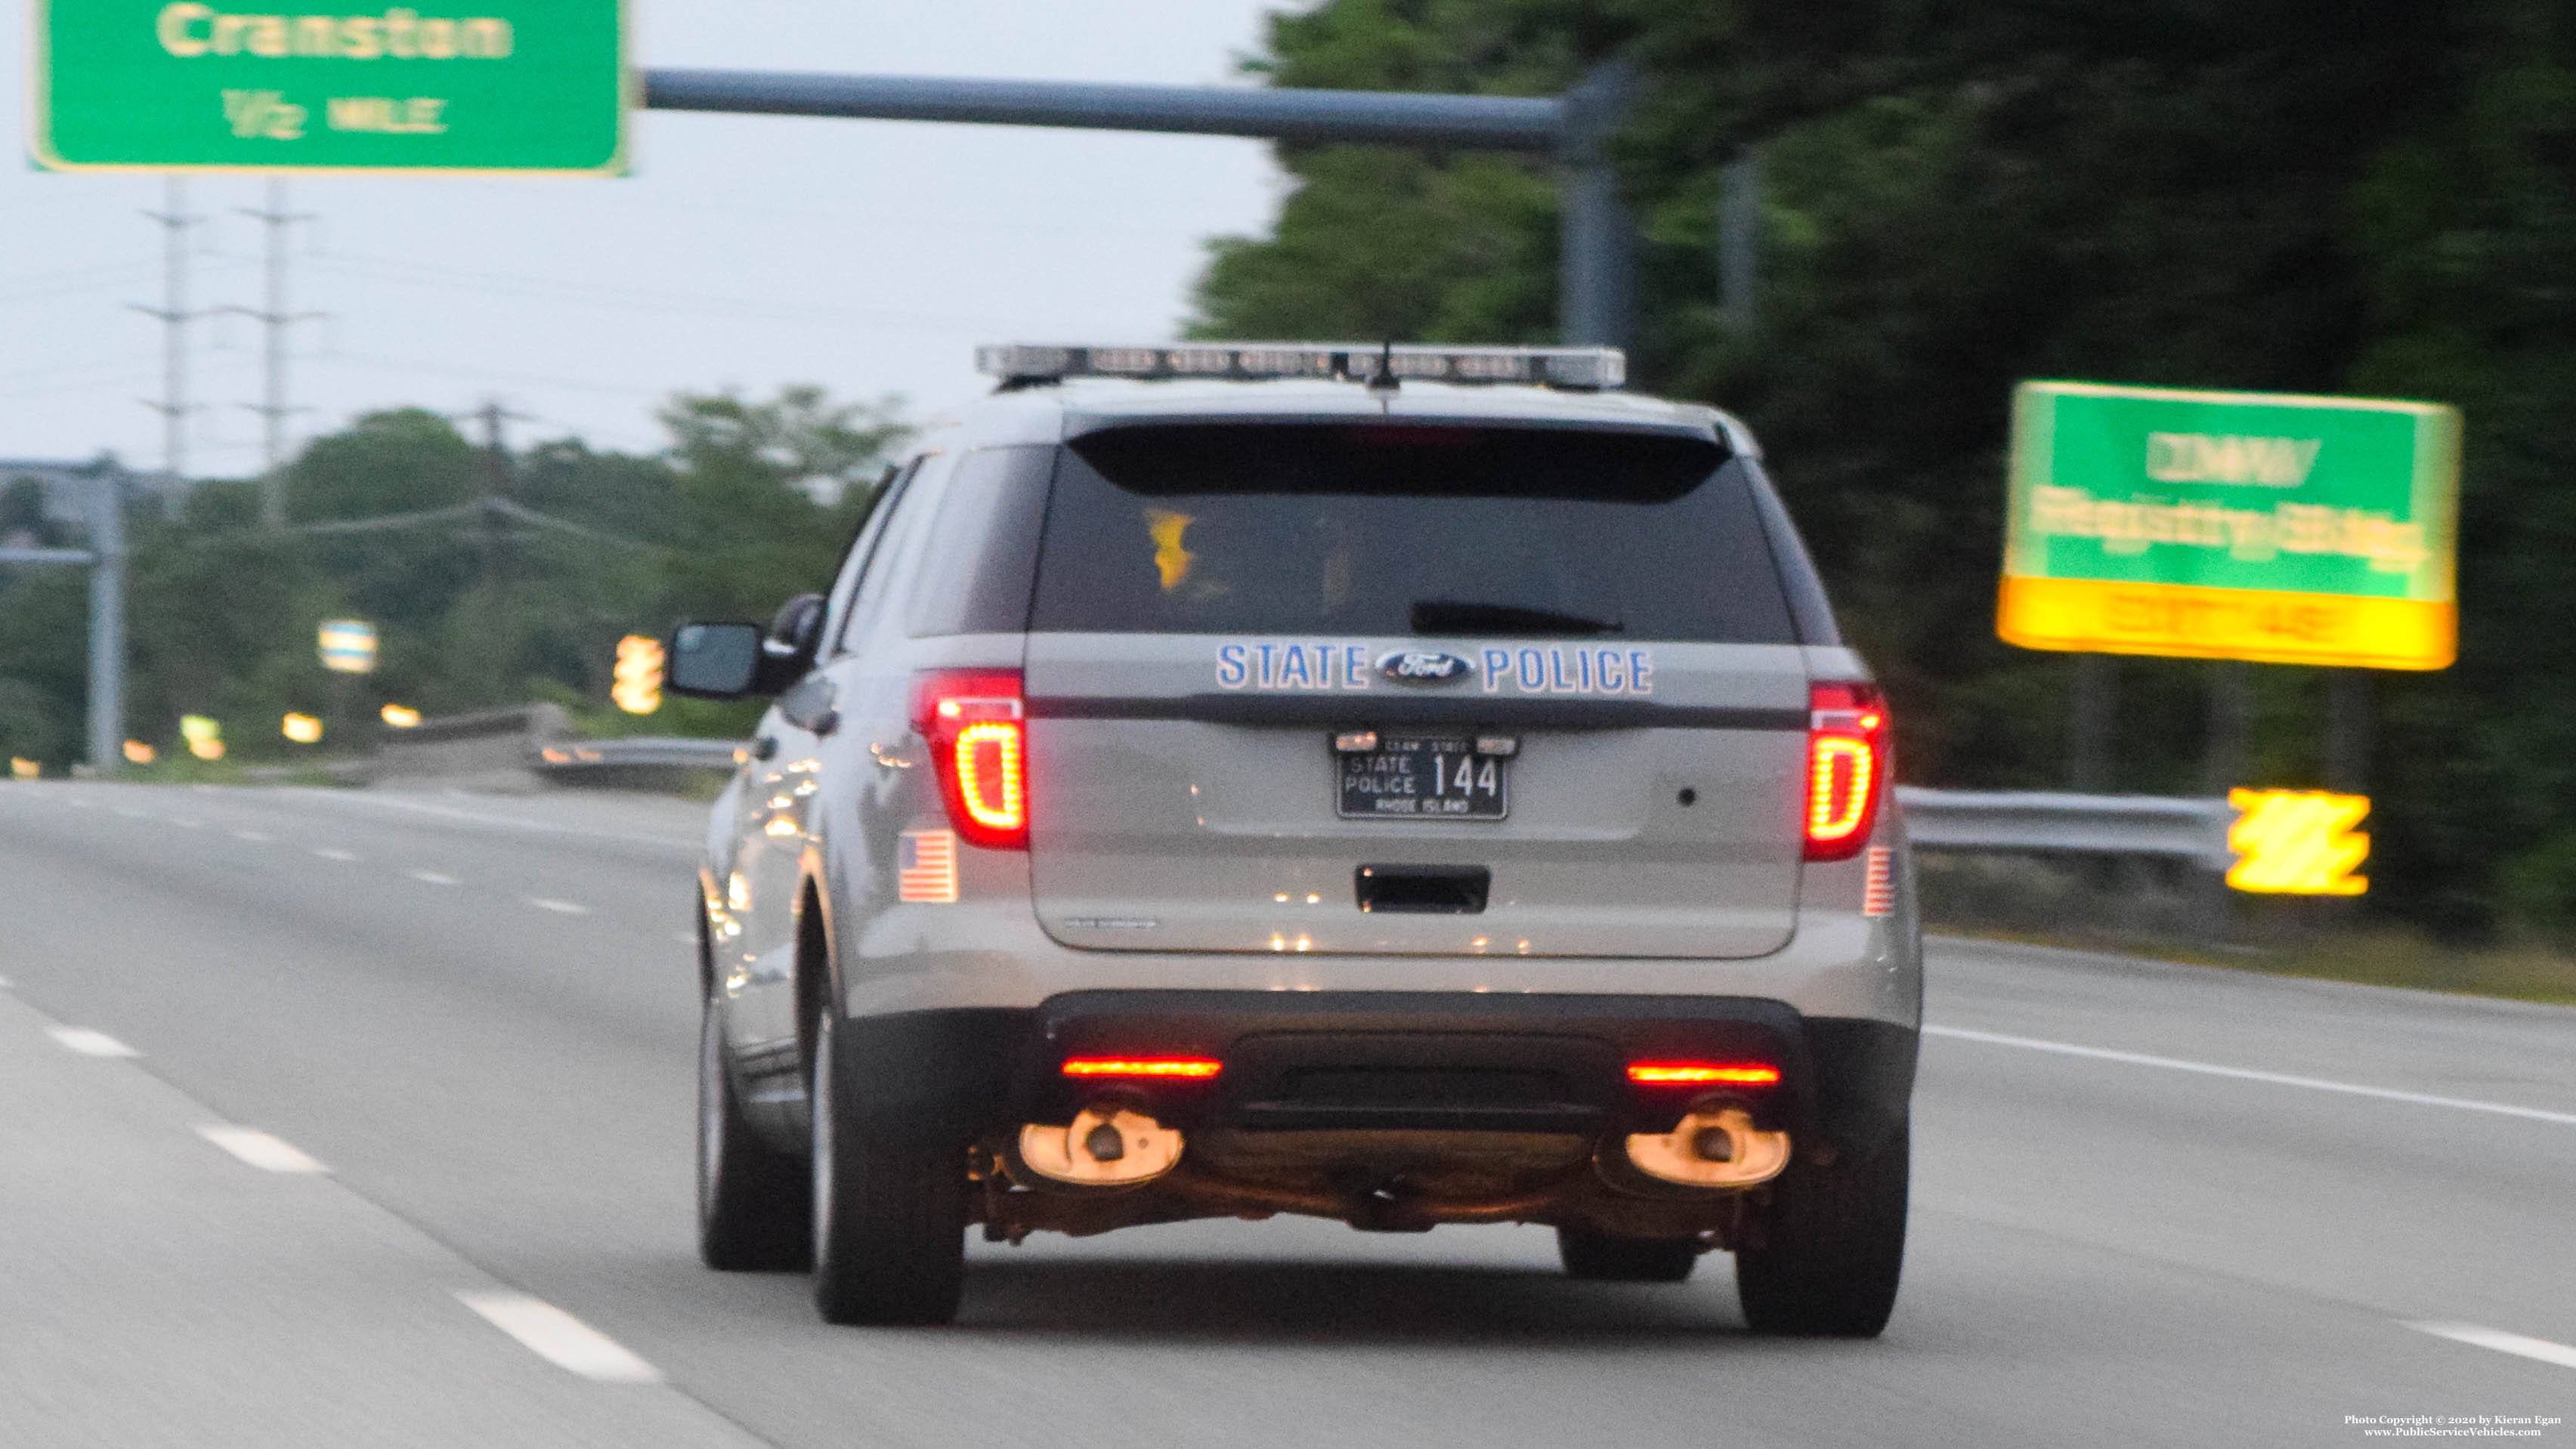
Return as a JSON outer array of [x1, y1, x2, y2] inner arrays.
[[29, 0, 627, 173], [1999, 381, 2461, 670]]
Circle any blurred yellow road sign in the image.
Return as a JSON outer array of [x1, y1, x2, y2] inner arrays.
[[612, 634, 663, 715], [2001, 382, 2460, 669], [179, 713, 225, 760], [318, 619, 378, 673], [123, 740, 157, 765], [9, 758, 39, 780], [2228, 789, 2368, 895], [380, 703, 422, 728], [282, 712, 323, 743]]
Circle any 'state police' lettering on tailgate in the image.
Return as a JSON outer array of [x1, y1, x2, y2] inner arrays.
[[1214, 642, 1654, 695]]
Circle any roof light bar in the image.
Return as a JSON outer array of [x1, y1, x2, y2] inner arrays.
[[975, 342, 1626, 391]]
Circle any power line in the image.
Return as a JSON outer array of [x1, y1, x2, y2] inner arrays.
[[302, 249, 1018, 332]]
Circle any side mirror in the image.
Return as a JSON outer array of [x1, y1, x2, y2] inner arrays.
[[667, 622, 765, 699], [753, 592, 828, 694]]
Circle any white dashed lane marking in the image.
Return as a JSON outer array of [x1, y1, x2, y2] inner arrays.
[[311, 847, 359, 861], [48, 1026, 139, 1058], [197, 1125, 328, 1174], [526, 898, 590, 916], [2409, 1321, 2576, 1373], [456, 1291, 661, 1383], [231, 830, 272, 842], [408, 870, 462, 886], [1925, 1024, 2576, 1127]]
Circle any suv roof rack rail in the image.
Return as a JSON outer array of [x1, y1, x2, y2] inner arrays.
[[974, 342, 1625, 392]]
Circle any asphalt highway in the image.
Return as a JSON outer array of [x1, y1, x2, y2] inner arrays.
[[2, 780, 2571, 1447]]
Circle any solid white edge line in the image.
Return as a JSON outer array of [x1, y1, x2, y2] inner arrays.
[[455, 1290, 662, 1383], [1923, 1024, 2576, 1126], [197, 1125, 328, 1175], [46, 1025, 139, 1058], [2407, 1321, 2576, 1372]]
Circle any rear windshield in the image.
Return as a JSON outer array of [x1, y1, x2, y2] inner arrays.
[[1028, 422, 1799, 642]]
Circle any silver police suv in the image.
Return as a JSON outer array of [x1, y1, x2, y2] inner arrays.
[[670, 342, 1919, 1333]]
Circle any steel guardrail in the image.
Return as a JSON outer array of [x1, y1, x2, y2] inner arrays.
[[534, 737, 747, 773], [1896, 787, 2233, 869]]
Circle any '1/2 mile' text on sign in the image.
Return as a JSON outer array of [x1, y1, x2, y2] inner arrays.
[[29, 0, 627, 173]]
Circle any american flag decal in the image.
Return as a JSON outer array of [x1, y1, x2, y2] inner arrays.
[[898, 829, 959, 904], [1863, 847, 1897, 917]]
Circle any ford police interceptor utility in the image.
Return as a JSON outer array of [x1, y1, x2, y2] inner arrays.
[[669, 341, 1919, 1333]]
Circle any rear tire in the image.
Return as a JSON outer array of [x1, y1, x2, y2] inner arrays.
[[809, 1008, 967, 1326], [697, 980, 810, 1271], [1557, 1228, 1699, 1283], [1734, 1120, 1909, 1337]]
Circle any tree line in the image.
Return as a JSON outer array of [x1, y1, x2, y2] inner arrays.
[[0, 386, 906, 771], [1187, 0, 2576, 941]]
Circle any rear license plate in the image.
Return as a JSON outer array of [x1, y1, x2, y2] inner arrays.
[[1336, 736, 1508, 820]]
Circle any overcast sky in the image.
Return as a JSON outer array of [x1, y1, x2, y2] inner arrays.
[[2, 2, 1290, 474]]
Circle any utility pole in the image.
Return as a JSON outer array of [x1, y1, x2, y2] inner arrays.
[[85, 469, 128, 774], [227, 179, 320, 529], [132, 176, 200, 520], [472, 397, 530, 585], [1718, 150, 1761, 332]]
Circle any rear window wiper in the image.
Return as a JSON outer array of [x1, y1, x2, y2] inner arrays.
[[1410, 600, 1625, 636]]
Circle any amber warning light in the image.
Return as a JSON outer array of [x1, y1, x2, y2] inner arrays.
[[1627, 1062, 1782, 1086], [1062, 1058, 1224, 1080]]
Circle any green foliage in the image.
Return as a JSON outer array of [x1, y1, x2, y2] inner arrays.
[[1191, 0, 2576, 935], [0, 386, 908, 772]]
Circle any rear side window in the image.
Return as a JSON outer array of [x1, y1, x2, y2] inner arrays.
[[1028, 422, 1798, 642], [905, 445, 1056, 638]]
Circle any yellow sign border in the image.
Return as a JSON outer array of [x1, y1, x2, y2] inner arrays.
[[25, 0, 633, 176], [1998, 576, 2456, 670]]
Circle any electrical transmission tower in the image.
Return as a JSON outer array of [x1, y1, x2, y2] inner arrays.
[[131, 176, 202, 520], [224, 179, 323, 529]]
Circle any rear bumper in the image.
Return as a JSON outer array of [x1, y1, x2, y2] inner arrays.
[[835, 991, 1916, 1158]]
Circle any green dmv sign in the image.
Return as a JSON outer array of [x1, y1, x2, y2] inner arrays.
[[29, 0, 626, 173], [1999, 381, 2461, 670]]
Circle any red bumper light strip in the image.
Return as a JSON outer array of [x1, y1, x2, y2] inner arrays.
[[1061, 1058, 1223, 1080], [1626, 1062, 1782, 1086]]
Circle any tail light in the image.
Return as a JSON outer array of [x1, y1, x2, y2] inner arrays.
[[911, 669, 1028, 850], [1626, 1061, 1782, 1086], [1062, 1057, 1223, 1080], [1804, 680, 1887, 861]]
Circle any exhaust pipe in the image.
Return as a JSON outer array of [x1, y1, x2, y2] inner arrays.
[[1016, 1105, 1183, 1187], [1624, 1105, 1789, 1188]]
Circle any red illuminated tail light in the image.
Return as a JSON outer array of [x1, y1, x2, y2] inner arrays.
[[1627, 1061, 1783, 1086], [1805, 680, 1887, 861], [1061, 1058, 1223, 1080], [911, 669, 1028, 850]]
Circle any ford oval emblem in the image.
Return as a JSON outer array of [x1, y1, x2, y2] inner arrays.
[[1378, 650, 1473, 685]]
